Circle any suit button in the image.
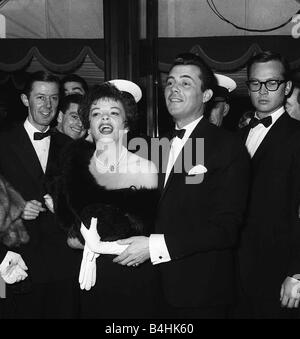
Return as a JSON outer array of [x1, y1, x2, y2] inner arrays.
[[159, 256, 163, 259]]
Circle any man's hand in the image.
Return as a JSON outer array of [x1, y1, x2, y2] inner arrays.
[[22, 200, 46, 220], [0, 251, 28, 284], [280, 276, 300, 308], [113, 236, 150, 267], [44, 194, 54, 213]]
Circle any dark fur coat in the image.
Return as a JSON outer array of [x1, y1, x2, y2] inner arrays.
[[54, 140, 159, 241], [0, 175, 29, 247]]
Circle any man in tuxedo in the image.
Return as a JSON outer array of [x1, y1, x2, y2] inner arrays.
[[113, 53, 250, 318], [0, 71, 80, 318], [286, 71, 300, 121], [238, 51, 300, 318], [61, 74, 88, 96], [55, 93, 86, 140]]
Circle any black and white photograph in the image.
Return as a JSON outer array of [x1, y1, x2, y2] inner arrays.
[[0, 0, 300, 322]]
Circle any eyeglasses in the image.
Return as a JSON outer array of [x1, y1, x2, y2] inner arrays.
[[246, 79, 286, 92]]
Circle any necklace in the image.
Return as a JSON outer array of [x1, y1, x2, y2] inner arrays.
[[94, 146, 128, 173]]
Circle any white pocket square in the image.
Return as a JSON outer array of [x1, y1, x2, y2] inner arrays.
[[188, 164, 207, 175]]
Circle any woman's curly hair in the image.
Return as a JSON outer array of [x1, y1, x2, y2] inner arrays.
[[79, 83, 139, 132]]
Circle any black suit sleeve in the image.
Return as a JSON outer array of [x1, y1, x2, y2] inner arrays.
[[287, 143, 300, 276], [0, 246, 7, 263], [165, 141, 250, 259]]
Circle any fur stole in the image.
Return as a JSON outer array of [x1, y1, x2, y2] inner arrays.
[[55, 139, 160, 241], [0, 175, 29, 247]]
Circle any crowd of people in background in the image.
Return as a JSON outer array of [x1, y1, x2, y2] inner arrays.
[[0, 50, 300, 319]]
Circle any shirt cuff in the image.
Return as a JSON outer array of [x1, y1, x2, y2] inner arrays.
[[149, 234, 171, 265]]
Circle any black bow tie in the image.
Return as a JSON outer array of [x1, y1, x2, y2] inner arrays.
[[170, 128, 186, 139], [249, 116, 272, 129], [33, 130, 52, 140]]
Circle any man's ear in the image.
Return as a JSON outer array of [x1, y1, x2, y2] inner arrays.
[[285, 80, 292, 96], [223, 103, 230, 117], [203, 89, 213, 103], [57, 111, 63, 124], [20, 94, 29, 107]]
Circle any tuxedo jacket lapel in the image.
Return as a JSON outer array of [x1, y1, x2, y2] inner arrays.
[[45, 135, 57, 176], [159, 118, 207, 203], [11, 126, 44, 185], [241, 125, 251, 144], [252, 113, 288, 164], [158, 136, 172, 193]]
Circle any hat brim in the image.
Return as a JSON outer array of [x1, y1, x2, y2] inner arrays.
[[108, 79, 142, 103], [214, 74, 237, 92]]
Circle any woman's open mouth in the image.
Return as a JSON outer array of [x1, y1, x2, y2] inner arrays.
[[99, 124, 114, 134]]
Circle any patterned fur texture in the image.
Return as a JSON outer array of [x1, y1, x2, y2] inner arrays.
[[55, 139, 160, 241], [0, 175, 29, 247]]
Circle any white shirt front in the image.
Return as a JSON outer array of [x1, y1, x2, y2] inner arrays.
[[245, 106, 285, 158], [164, 116, 203, 186], [150, 116, 203, 265], [24, 119, 50, 173]]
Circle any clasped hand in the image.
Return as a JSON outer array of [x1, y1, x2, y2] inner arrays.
[[113, 236, 150, 267], [0, 251, 28, 284], [22, 195, 54, 220], [79, 218, 100, 291]]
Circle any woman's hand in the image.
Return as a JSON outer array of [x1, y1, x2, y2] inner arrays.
[[80, 218, 101, 253], [67, 237, 84, 250], [22, 200, 46, 220], [80, 218, 129, 255]]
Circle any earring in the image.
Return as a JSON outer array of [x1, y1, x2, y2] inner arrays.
[[85, 130, 93, 142]]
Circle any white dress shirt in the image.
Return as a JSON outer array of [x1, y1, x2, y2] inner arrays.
[[150, 116, 203, 265], [245, 106, 285, 158], [164, 116, 203, 186], [24, 119, 50, 173]]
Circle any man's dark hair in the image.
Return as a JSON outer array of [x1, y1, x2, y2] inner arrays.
[[79, 83, 138, 131], [170, 52, 217, 92], [247, 51, 291, 80], [23, 71, 60, 97], [58, 93, 83, 114], [61, 74, 88, 94]]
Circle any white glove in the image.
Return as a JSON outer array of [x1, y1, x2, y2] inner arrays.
[[0, 251, 28, 284], [79, 243, 99, 291], [80, 218, 128, 255], [80, 218, 101, 252], [78, 217, 128, 290], [97, 241, 128, 255], [79, 218, 100, 291]]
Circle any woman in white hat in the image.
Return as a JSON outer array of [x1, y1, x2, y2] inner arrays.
[[55, 81, 159, 318]]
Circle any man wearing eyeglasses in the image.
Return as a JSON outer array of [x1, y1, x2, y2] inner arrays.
[[237, 51, 300, 318]]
